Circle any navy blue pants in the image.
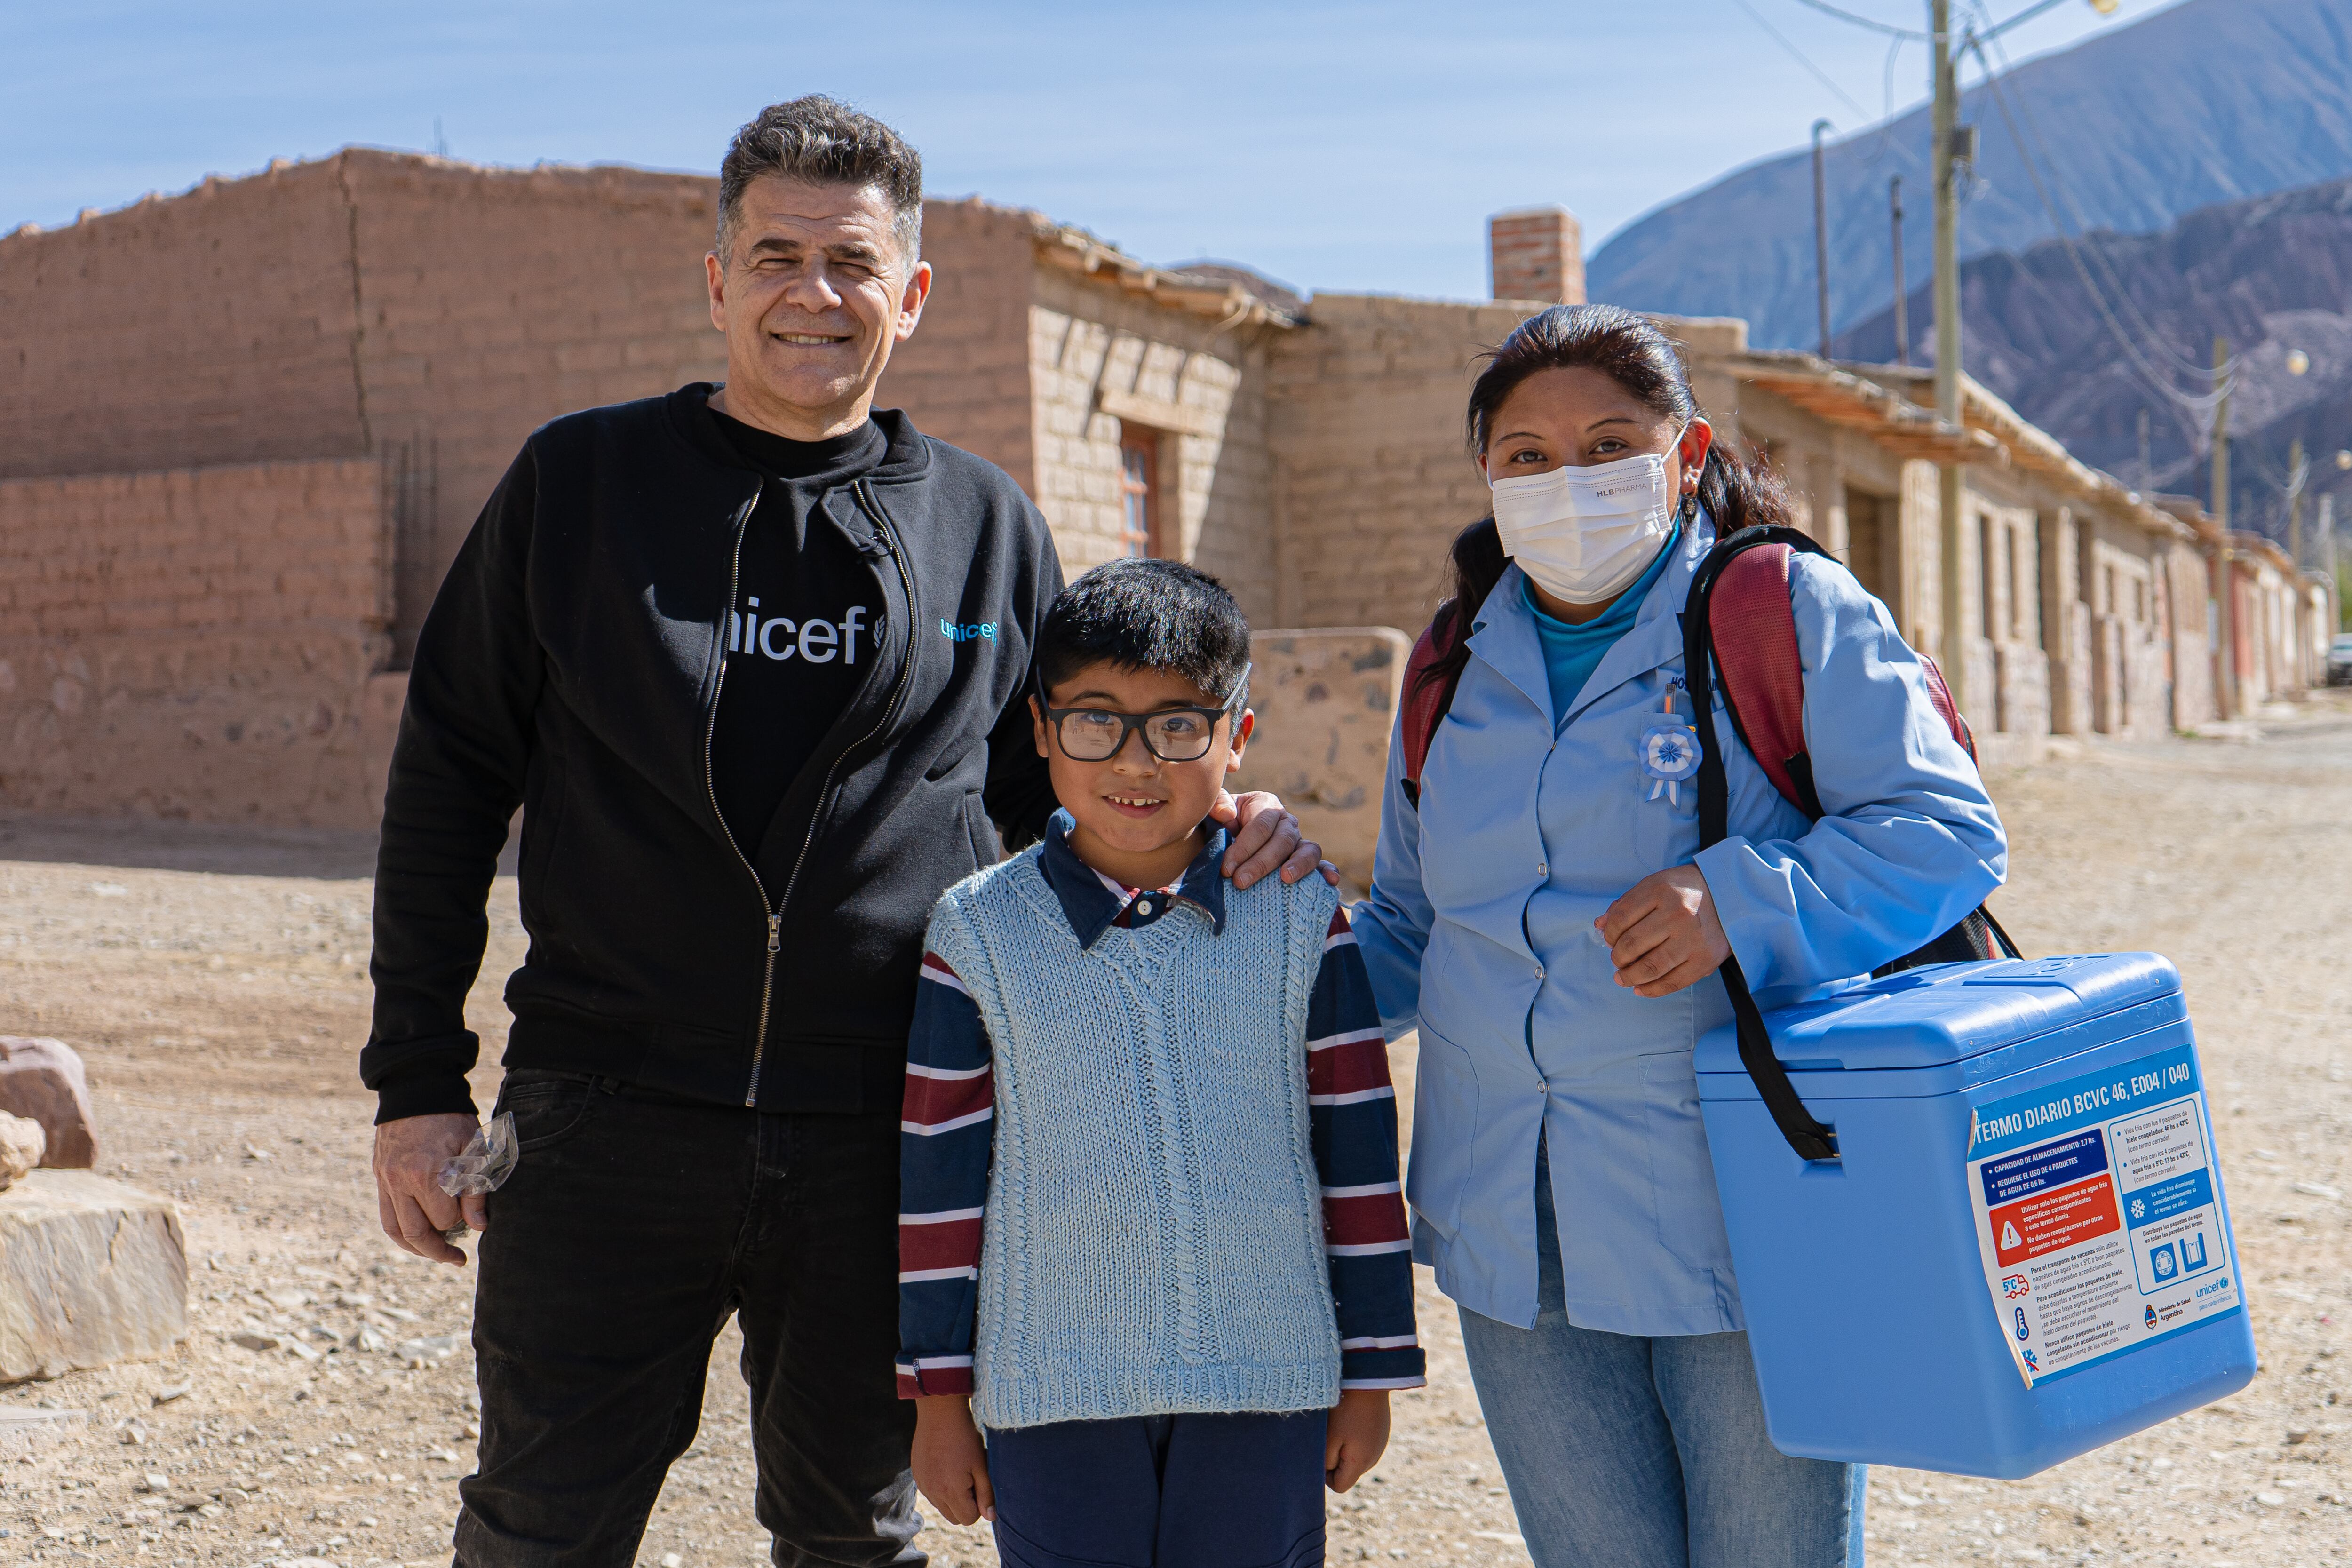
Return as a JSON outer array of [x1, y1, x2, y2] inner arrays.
[[984, 1409, 1328, 1568]]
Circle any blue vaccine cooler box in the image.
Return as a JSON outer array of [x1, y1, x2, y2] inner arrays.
[[1695, 953, 2256, 1478]]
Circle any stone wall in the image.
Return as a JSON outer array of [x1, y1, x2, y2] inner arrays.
[[873, 198, 1042, 492], [1229, 627, 1409, 890], [0, 162, 368, 482], [2164, 544, 2216, 728], [0, 458, 399, 826], [338, 153, 726, 650], [1268, 293, 1538, 634], [0, 151, 730, 664], [1025, 269, 1278, 622]]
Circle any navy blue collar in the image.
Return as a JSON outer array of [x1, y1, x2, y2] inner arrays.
[[1037, 810, 1230, 949]]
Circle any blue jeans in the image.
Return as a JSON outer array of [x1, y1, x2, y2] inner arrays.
[[1456, 1142, 1863, 1568]]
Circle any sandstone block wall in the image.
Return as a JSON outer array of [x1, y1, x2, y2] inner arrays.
[[1026, 270, 1277, 622], [336, 154, 726, 651], [0, 163, 369, 481], [1269, 293, 1540, 634], [0, 457, 397, 826], [873, 199, 1042, 492], [0, 151, 730, 664], [1230, 628, 1409, 891]]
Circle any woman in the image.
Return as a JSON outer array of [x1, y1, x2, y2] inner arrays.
[[1352, 305, 2007, 1568]]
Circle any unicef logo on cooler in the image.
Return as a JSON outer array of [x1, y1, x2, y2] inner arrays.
[[1638, 724, 1702, 805]]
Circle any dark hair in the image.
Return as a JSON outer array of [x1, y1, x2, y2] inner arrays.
[[1036, 559, 1252, 713], [1421, 303, 1794, 695], [717, 96, 923, 262]]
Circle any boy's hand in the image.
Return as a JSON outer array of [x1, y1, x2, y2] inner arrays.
[[911, 1395, 995, 1525], [1325, 1387, 1391, 1492]]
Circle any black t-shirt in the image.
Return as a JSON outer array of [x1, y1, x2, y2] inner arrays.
[[703, 399, 889, 861]]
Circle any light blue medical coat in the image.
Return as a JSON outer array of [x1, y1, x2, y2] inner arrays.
[[1353, 512, 2008, 1335]]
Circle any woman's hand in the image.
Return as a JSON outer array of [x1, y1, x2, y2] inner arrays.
[[1597, 866, 1731, 997], [911, 1395, 995, 1525], [1326, 1387, 1392, 1492]]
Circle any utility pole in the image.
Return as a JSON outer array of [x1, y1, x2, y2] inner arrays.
[[1813, 120, 1835, 359], [1932, 0, 1968, 698], [1890, 177, 1908, 366], [2212, 336, 2236, 720], [2321, 494, 2337, 621], [2288, 436, 2307, 569]]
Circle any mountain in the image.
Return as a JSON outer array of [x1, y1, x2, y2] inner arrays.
[[1836, 175, 2352, 551], [1585, 0, 2352, 352]]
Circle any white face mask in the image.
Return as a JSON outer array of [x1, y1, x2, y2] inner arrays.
[[1489, 433, 1685, 605]]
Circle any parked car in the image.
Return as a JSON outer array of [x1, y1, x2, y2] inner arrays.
[[2332, 634, 2352, 686]]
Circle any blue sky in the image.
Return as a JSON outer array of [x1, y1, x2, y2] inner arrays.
[[1, 0, 2185, 300]]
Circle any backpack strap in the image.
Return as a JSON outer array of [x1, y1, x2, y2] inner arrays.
[[1916, 652, 1977, 762], [1708, 540, 1824, 817], [1398, 602, 1467, 810], [1685, 524, 2020, 1162], [1683, 526, 1843, 1163]]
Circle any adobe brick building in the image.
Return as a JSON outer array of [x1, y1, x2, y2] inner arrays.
[[0, 149, 2332, 876]]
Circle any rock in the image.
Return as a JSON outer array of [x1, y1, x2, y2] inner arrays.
[[232, 1331, 283, 1353], [0, 1170, 184, 1381], [140, 1472, 169, 1492], [0, 1037, 96, 1168], [0, 1112, 41, 1190], [395, 1334, 461, 1364], [0, 1406, 86, 1457]]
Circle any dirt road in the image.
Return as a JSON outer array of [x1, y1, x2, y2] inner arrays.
[[0, 694, 2345, 1567]]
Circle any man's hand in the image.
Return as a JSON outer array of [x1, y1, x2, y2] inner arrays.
[[1213, 790, 1339, 891], [373, 1113, 485, 1266], [1326, 1387, 1391, 1492], [911, 1395, 995, 1525], [1597, 865, 1732, 998]]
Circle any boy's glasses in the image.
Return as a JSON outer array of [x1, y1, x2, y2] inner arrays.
[[1040, 666, 1249, 763]]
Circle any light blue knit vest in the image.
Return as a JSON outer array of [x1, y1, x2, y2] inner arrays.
[[924, 845, 1344, 1431]]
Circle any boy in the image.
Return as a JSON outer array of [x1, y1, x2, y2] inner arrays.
[[895, 560, 1422, 1568]]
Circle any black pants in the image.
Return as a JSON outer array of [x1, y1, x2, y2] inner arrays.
[[455, 1070, 920, 1568]]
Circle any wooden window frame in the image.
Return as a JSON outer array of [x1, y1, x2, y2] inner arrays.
[[1119, 428, 1163, 558]]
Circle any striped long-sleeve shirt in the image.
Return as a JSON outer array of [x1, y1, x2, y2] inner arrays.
[[897, 820, 1422, 1400]]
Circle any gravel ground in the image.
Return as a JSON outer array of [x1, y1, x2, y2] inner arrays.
[[0, 690, 2344, 1568]]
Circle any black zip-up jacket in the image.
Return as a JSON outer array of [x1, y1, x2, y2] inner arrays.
[[361, 386, 1063, 1122]]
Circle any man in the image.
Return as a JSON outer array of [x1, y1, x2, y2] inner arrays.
[[363, 97, 1323, 1568]]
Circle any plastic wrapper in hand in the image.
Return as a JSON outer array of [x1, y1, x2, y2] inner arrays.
[[435, 1112, 517, 1242], [438, 1111, 518, 1195]]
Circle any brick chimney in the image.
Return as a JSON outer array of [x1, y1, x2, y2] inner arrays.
[[1488, 206, 1585, 305]]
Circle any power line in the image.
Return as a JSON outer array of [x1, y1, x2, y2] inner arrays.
[[1787, 0, 2074, 40], [1977, 0, 2080, 40], [1730, 0, 1874, 119], [1961, 22, 2233, 415], [1788, 0, 1928, 38], [1969, 5, 2217, 379]]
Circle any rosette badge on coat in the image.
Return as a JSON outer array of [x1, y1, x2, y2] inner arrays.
[[1490, 441, 1681, 604]]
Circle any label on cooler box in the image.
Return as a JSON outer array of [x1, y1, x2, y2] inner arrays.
[[1965, 1043, 2240, 1386]]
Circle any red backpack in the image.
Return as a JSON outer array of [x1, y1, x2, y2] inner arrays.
[[1398, 525, 2015, 1162]]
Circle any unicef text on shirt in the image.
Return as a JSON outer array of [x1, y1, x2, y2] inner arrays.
[[940, 621, 998, 643], [729, 603, 870, 663]]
